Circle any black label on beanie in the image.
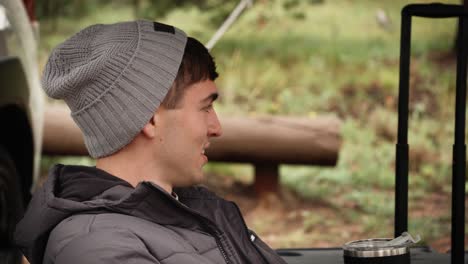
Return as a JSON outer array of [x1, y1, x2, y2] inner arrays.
[[153, 22, 175, 34]]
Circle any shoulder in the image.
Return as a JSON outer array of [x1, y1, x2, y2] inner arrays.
[[44, 214, 159, 263], [44, 213, 202, 263]]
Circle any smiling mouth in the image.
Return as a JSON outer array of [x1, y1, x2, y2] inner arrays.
[[201, 144, 209, 163], [201, 143, 210, 155]]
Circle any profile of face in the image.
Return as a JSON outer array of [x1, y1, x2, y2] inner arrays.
[[147, 79, 222, 187]]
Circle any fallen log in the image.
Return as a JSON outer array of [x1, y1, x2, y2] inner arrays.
[[43, 104, 342, 194], [43, 104, 86, 156], [210, 115, 340, 165]]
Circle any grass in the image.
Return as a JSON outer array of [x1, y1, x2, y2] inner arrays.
[[38, 0, 464, 249]]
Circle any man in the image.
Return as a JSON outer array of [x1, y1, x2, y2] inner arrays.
[[14, 20, 287, 264]]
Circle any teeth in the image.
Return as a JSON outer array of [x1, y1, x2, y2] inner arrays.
[[201, 150, 205, 154]]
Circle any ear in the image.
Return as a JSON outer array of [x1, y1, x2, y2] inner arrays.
[[141, 113, 157, 139]]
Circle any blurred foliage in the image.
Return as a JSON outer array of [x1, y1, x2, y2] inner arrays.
[[36, 0, 113, 19], [38, 0, 464, 250], [34, 0, 327, 23], [134, 0, 238, 24], [35, 0, 239, 25]]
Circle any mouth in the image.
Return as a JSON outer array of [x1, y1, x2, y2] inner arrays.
[[201, 143, 210, 162]]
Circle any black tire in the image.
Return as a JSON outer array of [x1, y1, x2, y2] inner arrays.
[[0, 146, 24, 264]]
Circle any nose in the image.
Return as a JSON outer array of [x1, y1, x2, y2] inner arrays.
[[208, 110, 223, 138]]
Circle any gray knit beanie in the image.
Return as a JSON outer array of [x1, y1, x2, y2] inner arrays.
[[42, 20, 187, 158]]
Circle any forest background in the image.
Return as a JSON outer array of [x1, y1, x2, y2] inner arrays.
[[36, 0, 467, 251]]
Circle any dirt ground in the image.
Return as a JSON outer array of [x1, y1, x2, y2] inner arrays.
[[203, 172, 468, 253]]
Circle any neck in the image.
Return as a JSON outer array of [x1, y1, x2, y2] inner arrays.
[[96, 149, 173, 193]]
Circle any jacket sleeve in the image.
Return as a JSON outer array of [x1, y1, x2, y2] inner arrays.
[[53, 229, 160, 264]]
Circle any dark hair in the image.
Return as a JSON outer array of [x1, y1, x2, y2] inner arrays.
[[161, 37, 218, 109]]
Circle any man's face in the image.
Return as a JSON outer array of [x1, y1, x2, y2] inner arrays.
[[153, 79, 222, 187]]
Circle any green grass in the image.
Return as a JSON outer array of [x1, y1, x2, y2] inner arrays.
[[39, 0, 464, 249]]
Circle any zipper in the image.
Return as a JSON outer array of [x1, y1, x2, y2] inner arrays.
[[146, 183, 231, 264], [213, 231, 230, 264], [198, 221, 230, 264], [218, 243, 230, 264]]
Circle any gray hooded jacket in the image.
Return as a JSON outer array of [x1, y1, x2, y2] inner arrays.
[[14, 164, 287, 264]]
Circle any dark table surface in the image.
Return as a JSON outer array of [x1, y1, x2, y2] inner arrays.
[[277, 247, 468, 264]]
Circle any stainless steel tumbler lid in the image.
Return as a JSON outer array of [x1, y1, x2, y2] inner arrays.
[[343, 238, 410, 258]]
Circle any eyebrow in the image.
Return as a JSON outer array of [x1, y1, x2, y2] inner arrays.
[[201, 92, 219, 104]]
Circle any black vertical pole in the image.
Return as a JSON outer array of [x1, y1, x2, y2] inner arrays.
[[451, 16, 467, 264], [395, 12, 411, 238]]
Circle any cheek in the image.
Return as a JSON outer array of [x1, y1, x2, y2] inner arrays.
[[160, 114, 205, 154], [158, 110, 209, 150], [181, 111, 209, 138]]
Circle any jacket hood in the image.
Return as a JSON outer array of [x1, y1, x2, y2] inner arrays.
[[14, 164, 133, 264], [14, 164, 215, 264]]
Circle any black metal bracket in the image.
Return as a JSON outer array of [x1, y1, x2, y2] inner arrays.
[[395, 3, 467, 264]]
